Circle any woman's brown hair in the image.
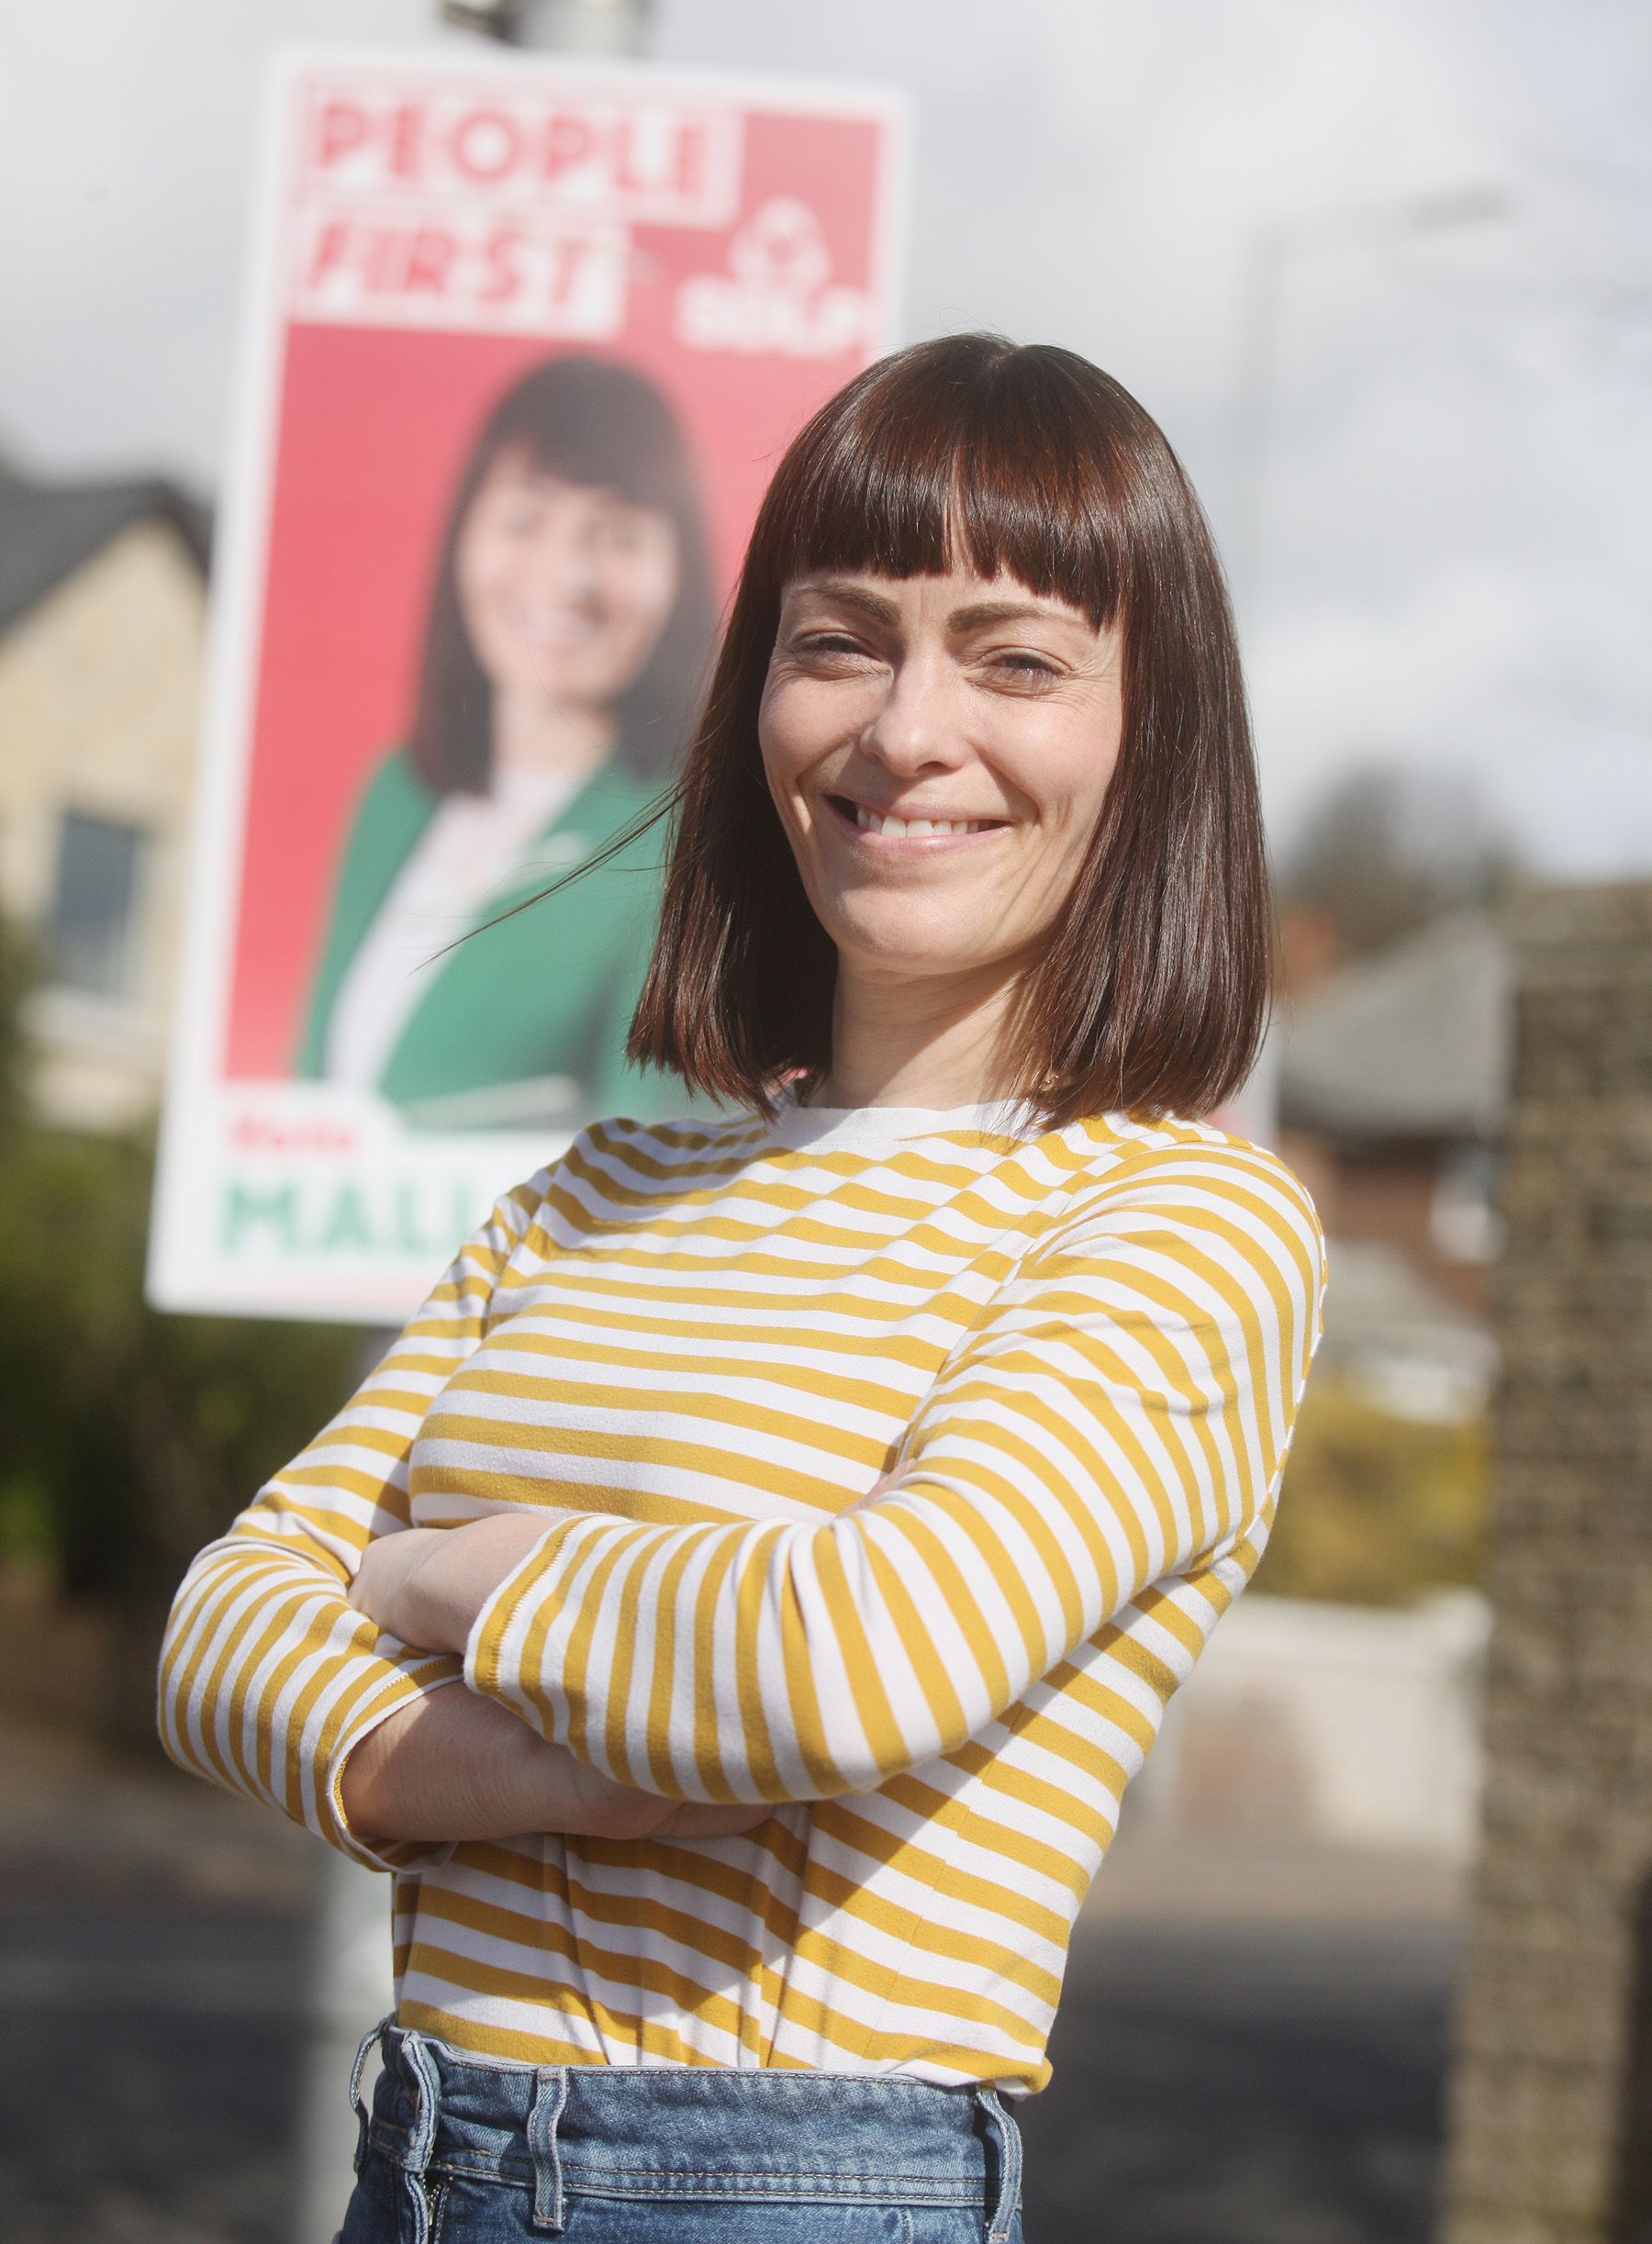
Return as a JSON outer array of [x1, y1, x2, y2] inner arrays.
[[408, 354, 715, 794], [620, 332, 1269, 1128]]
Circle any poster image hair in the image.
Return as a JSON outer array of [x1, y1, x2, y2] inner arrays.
[[408, 353, 717, 795]]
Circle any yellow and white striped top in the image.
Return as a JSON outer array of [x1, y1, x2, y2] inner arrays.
[[160, 1092, 1324, 2093]]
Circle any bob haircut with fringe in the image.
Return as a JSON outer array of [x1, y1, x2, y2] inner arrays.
[[620, 331, 1269, 1128]]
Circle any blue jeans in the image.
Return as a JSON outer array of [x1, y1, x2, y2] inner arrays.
[[340, 2020, 1026, 2244]]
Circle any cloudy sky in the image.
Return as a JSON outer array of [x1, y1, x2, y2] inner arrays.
[[3, 0, 1647, 869]]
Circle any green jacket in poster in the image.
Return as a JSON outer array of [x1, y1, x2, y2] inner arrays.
[[295, 748, 698, 1130]]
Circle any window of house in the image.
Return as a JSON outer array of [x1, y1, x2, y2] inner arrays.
[[1431, 1141, 1501, 1266], [47, 809, 150, 1004]]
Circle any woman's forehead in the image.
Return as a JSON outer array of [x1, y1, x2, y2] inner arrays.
[[476, 445, 661, 515], [780, 565, 1106, 630]]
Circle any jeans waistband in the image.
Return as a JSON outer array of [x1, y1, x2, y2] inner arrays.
[[352, 2017, 1023, 2242]]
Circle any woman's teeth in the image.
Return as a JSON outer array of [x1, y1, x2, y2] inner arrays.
[[853, 804, 995, 838]]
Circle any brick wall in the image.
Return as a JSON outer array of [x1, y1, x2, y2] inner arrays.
[[1439, 883, 1652, 2244]]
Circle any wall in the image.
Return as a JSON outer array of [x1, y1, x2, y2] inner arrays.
[[0, 519, 205, 1130], [1439, 882, 1652, 2244], [1127, 1587, 1490, 1865]]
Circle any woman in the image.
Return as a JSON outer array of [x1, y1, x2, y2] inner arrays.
[[162, 334, 1325, 2241], [296, 353, 716, 1131]]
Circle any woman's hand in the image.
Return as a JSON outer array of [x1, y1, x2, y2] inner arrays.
[[347, 1514, 549, 1654], [340, 1685, 773, 1847]]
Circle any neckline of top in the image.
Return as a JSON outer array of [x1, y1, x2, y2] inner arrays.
[[762, 1083, 1043, 1152]]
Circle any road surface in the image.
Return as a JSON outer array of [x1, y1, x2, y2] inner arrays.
[[0, 1725, 1457, 2244]]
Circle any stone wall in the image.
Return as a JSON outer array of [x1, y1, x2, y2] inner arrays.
[[1439, 883, 1652, 2244]]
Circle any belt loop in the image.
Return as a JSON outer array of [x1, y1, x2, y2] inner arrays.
[[396, 2028, 443, 2244], [977, 2087, 1023, 2244], [347, 2014, 394, 2176], [527, 2067, 570, 2233]]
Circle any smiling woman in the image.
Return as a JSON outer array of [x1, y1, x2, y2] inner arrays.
[[631, 330, 1271, 1125], [294, 353, 715, 1129], [756, 568, 1126, 1100], [160, 334, 1324, 2244]]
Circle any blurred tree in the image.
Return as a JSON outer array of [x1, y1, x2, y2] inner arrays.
[[1264, 1375, 1490, 1606], [0, 1127, 363, 1602], [0, 913, 361, 1604], [1276, 762, 1521, 963]]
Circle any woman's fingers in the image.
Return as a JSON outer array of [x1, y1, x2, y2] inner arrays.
[[553, 1761, 775, 1841], [346, 1528, 445, 1633], [649, 1800, 774, 1839]]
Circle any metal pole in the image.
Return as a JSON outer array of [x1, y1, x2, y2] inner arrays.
[[441, 0, 653, 54], [1225, 184, 1510, 626], [1222, 186, 1510, 1149], [296, 10, 665, 2227], [1224, 219, 1288, 631], [294, 1332, 403, 2244]]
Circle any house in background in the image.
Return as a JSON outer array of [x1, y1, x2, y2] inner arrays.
[[1278, 909, 1511, 1421], [0, 466, 208, 1131]]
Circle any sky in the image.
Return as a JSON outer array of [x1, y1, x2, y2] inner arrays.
[[2, 0, 1648, 871]]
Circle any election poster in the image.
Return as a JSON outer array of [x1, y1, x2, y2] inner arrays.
[[148, 47, 907, 1323]]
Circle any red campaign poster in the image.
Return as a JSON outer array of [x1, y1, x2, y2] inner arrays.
[[149, 48, 907, 1323]]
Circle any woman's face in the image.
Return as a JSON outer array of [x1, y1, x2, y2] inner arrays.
[[453, 446, 680, 709], [760, 564, 1125, 990]]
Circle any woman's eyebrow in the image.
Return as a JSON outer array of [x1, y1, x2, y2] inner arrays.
[[947, 598, 1077, 632], [788, 580, 902, 624]]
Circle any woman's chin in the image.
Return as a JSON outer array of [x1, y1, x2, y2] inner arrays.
[[832, 922, 1015, 988]]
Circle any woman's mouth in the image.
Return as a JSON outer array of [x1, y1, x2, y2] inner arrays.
[[519, 601, 602, 650], [827, 795, 1009, 843]]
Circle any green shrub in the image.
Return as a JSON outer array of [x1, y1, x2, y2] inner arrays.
[[1264, 1374, 1490, 1606], [0, 1120, 362, 1602], [0, 914, 363, 1603]]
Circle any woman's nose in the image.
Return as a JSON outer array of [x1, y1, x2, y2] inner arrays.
[[526, 515, 597, 599], [859, 653, 967, 774]]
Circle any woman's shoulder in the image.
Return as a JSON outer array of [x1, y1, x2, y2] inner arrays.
[[497, 1104, 767, 1211], [1058, 1107, 1315, 1184], [348, 744, 436, 821], [327, 745, 437, 868], [1040, 1110, 1327, 1276]]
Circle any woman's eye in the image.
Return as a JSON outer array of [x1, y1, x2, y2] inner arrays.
[[798, 631, 869, 659], [989, 650, 1062, 681], [594, 517, 646, 553]]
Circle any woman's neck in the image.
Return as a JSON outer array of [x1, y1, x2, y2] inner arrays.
[[807, 963, 1030, 1110], [490, 685, 615, 785]]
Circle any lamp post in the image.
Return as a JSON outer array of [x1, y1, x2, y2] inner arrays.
[[1225, 184, 1511, 624], [1220, 184, 1509, 1152]]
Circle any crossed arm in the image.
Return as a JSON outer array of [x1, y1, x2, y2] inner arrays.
[[334, 1653, 770, 1847], [160, 1145, 1323, 1861], [158, 1178, 777, 1861]]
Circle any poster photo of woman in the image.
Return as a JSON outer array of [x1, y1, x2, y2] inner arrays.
[[294, 355, 716, 1132], [150, 50, 904, 1323]]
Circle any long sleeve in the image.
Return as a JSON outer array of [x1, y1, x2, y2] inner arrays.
[[464, 1144, 1327, 1803], [157, 1184, 535, 1868]]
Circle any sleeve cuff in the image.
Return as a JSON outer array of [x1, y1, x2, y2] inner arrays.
[[323, 1665, 467, 1874], [463, 1519, 569, 1737]]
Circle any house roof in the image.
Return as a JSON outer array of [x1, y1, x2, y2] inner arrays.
[[1279, 908, 1511, 1141], [0, 472, 210, 638]]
